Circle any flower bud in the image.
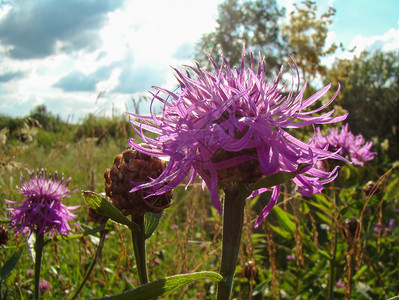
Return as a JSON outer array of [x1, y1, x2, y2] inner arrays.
[[0, 226, 9, 246], [363, 181, 380, 196], [104, 148, 172, 216], [241, 260, 258, 280], [343, 218, 359, 244]]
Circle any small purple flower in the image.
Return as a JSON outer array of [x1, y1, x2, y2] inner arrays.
[[312, 124, 376, 166], [128, 48, 347, 227], [5, 169, 76, 237], [39, 279, 51, 294], [387, 219, 396, 232], [374, 219, 395, 233], [335, 278, 346, 289]]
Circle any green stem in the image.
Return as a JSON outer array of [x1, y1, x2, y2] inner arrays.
[[131, 215, 148, 285], [217, 185, 246, 300], [71, 229, 107, 300], [329, 225, 337, 300], [34, 232, 45, 300], [328, 184, 338, 300]]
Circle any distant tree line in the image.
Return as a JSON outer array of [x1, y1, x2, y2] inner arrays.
[[0, 104, 131, 148]]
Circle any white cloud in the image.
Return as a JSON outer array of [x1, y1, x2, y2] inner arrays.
[[0, 0, 223, 120], [347, 24, 399, 57], [322, 21, 399, 67]]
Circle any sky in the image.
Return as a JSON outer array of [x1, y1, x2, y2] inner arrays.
[[0, 0, 398, 122]]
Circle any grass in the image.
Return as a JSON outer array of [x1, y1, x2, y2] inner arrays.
[[1, 115, 399, 299]]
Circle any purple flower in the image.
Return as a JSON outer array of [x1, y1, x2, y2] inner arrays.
[[39, 279, 52, 294], [374, 218, 395, 233], [5, 169, 77, 237], [312, 124, 376, 166], [335, 278, 346, 289], [128, 48, 347, 227]]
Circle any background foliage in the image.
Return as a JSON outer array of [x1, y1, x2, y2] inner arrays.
[[1, 0, 399, 299]]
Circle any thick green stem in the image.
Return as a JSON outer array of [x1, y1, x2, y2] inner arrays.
[[71, 229, 107, 300], [34, 232, 45, 300], [217, 185, 246, 300], [131, 215, 148, 285]]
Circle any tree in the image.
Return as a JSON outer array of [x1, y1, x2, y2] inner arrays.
[[29, 104, 64, 132], [325, 50, 399, 160], [281, 1, 338, 84], [194, 0, 286, 76]]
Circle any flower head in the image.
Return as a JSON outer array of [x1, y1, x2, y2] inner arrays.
[[39, 280, 52, 294], [312, 124, 376, 166], [128, 48, 347, 227], [104, 147, 172, 216], [5, 169, 76, 237]]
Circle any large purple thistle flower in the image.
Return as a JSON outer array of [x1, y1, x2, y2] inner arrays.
[[312, 124, 376, 166], [5, 169, 76, 237], [128, 49, 347, 227]]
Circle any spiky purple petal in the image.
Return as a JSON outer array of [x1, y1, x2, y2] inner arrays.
[[5, 169, 76, 237]]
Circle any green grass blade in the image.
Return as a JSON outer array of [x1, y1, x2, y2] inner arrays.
[[272, 205, 295, 234], [0, 248, 23, 282]]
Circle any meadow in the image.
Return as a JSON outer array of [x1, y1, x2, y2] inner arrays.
[[1, 110, 399, 299]]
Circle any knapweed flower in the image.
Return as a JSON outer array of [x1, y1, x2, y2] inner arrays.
[[5, 169, 76, 237], [39, 279, 52, 294], [128, 48, 347, 227], [335, 278, 346, 289], [312, 124, 376, 166]]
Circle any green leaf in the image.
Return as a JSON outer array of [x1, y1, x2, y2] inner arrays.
[[0, 248, 23, 282], [91, 271, 222, 299], [251, 164, 310, 192], [312, 194, 332, 209], [368, 195, 380, 205], [271, 207, 331, 259], [82, 191, 139, 233], [272, 205, 295, 234], [144, 212, 163, 239], [315, 211, 331, 225], [353, 265, 367, 281], [269, 224, 291, 239]]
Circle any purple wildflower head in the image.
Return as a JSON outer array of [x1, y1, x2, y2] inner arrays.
[[5, 169, 76, 237], [39, 279, 52, 294], [128, 48, 347, 227], [312, 124, 376, 166]]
